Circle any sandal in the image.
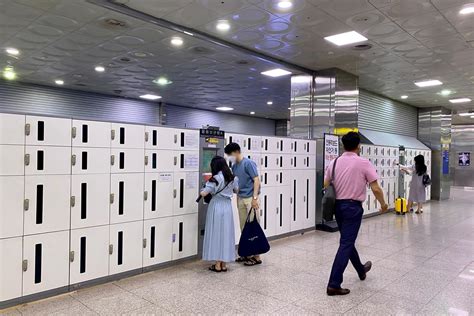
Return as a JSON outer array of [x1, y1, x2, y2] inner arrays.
[[415, 210, 421, 214], [235, 257, 247, 263], [209, 264, 222, 272], [221, 267, 228, 272], [244, 257, 263, 266]]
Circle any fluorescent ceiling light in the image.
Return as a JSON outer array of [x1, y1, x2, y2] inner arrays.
[[3, 67, 16, 80], [170, 37, 183, 46], [449, 98, 471, 104], [55, 79, 64, 85], [401, 95, 408, 99], [324, 31, 368, 46], [140, 94, 162, 100], [267, 101, 273, 105], [216, 20, 230, 32], [250, 111, 255, 115], [216, 106, 233, 111], [277, 1, 293, 9], [261, 68, 292, 77], [5, 47, 19, 55], [460, 6, 474, 14], [95, 66, 105, 72], [414, 79, 442, 87], [439, 89, 452, 96]]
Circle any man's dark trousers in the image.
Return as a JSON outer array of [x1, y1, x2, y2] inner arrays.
[[328, 200, 365, 289]]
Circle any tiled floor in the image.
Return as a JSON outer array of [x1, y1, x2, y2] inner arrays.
[[2, 188, 473, 315]]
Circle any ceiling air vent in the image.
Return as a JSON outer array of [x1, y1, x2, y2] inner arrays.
[[352, 44, 372, 50]]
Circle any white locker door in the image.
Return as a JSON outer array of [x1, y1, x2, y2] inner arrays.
[[306, 155, 317, 169], [172, 213, 198, 260], [0, 176, 24, 239], [281, 154, 292, 169], [261, 154, 279, 170], [289, 139, 299, 154], [145, 150, 174, 173], [298, 140, 312, 155], [227, 133, 245, 148], [24, 175, 71, 235], [246, 136, 262, 153], [70, 226, 109, 284], [148, 127, 176, 150], [111, 148, 145, 174], [109, 221, 143, 275], [295, 155, 308, 170], [260, 187, 277, 238], [290, 171, 305, 231], [173, 172, 198, 216], [0, 113, 25, 145], [72, 148, 111, 174], [143, 217, 173, 267], [303, 173, 316, 229], [25, 116, 71, 146], [72, 120, 111, 148], [110, 173, 144, 224], [176, 129, 199, 151], [260, 170, 280, 187], [175, 151, 199, 172], [144, 173, 174, 219], [0, 237, 23, 302], [246, 153, 262, 170], [71, 174, 110, 229], [0, 145, 24, 176], [261, 137, 279, 153], [25, 146, 71, 175], [275, 186, 291, 236], [23, 231, 70, 296], [111, 123, 145, 149]]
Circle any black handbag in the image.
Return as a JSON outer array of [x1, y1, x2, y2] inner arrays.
[[238, 208, 270, 257], [422, 174, 431, 186], [322, 157, 339, 221]]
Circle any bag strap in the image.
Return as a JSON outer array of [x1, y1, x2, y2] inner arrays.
[[214, 181, 230, 196], [246, 208, 257, 223], [330, 156, 339, 184]]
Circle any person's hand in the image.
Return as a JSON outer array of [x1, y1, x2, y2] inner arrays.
[[251, 198, 259, 210], [380, 203, 389, 213]]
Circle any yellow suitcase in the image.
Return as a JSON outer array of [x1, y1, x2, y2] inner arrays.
[[395, 198, 407, 215]]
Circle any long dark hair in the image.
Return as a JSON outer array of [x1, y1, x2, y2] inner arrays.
[[210, 156, 234, 184], [414, 155, 427, 176]]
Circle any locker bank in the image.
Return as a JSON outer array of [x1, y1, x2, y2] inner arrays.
[[0, 0, 472, 314]]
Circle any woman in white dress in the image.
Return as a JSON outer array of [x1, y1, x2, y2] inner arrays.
[[400, 155, 428, 214]]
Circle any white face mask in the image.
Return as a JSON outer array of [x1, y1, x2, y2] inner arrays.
[[227, 156, 237, 164]]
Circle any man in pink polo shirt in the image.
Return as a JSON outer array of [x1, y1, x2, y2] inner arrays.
[[324, 132, 388, 296]]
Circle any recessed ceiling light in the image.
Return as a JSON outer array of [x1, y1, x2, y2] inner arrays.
[[460, 6, 474, 14], [449, 98, 471, 104], [250, 111, 255, 115], [153, 77, 173, 86], [55, 79, 64, 85], [277, 1, 293, 9], [324, 31, 368, 46], [3, 67, 16, 80], [267, 101, 273, 105], [95, 66, 105, 72], [401, 95, 408, 99], [261, 68, 292, 77], [440, 89, 452, 96], [140, 94, 162, 100], [183, 31, 194, 36], [216, 106, 234, 111], [216, 20, 231, 32], [5, 47, 19, 55], [170, 37, 184, 46], [414, 79, 442, 87]]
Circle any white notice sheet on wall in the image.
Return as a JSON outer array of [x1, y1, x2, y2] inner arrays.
[[185, 172, 197, 189], [184, 154, 199, 169], [158, 173, 172, 182], [185, 133, 199, 148]]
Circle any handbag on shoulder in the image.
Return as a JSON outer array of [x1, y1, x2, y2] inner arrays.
[[422, 174, 431, 186], [322, 157, 339, 222]]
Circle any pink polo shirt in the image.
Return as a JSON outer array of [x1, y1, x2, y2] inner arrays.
[[324, 152, 378, 202]]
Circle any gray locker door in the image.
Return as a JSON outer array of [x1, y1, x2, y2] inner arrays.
[[25, 116, 71, 146], [0, 145, 24, 176], [25, 146, 71, 175], [172, 213, 198, 260], [71, 174, 110, 229], [111, 123, 145, 149], [22, 231, 70, 296], [144, 173, 174, 219], [144, 150, 174, 173], [72, 148, 111, 175], [0, 113, 25, 145], [24, 175, 71, 235], [110, 173, 145, 224], [70, 226, 110, 284], [143, 217, 173, 267], [0, 237, 23, 302], [173, 172, 198, 216], [109, 221, 143, 275], [0, 176, 24, 239], [72, 120, 111, 148], [111, 148, 145, 174]]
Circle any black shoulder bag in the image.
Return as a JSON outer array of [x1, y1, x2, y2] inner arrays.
[[322, 157, 339, 222], [203, 181, 230, 204]]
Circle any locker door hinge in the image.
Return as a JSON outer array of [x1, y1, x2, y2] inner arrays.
[[173, 189, 177, 198], [110, 155, 115, 166], [71, 127, 77, 139], [111, 129, 116, 140], [70, 196, 76, 207], [144, 191, 148, 201], [24, 199, 29, 211], [24, 154, 30, 166], [110, 193, 115, 204], [290, 197, 293, 204], [243, 139, 247, 148], [69, 251, 75, 262], [71, 154, 77, 166], [25, 123, 31, 136], [142, 238, 147, 248], [174, 156, 177, 166], [174, 134, 178, 144], [276, 174, 279, 182], [172, 233, 176, 243], [145, 132, 149, 142], [22, 259, 28, 272], [276, 207, 279, 214], [144, 155, 149, 166], [303, 196, 306, 202], [109, 244, 114, 255]]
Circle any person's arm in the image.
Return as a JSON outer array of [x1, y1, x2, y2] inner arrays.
[[200, 180, 216, 197], [233, 177, 239, 194], [323, 161, 333, 189], [251, 176, 261, 209], [370, 181, 388, 212]]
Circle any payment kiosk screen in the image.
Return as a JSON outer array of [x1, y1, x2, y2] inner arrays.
[[201, 149, 218, 173]]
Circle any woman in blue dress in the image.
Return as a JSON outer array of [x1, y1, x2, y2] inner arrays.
[[200, 156, 238, 272]]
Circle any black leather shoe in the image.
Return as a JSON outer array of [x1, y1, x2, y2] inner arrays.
[[327, 287, 350, 296], [359, 261, 372, 281]]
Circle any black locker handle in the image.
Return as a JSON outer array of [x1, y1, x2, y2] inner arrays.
[[36, 185, 43, 224], [34, 244, 42, 284], [178, 222, 183, 252]]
